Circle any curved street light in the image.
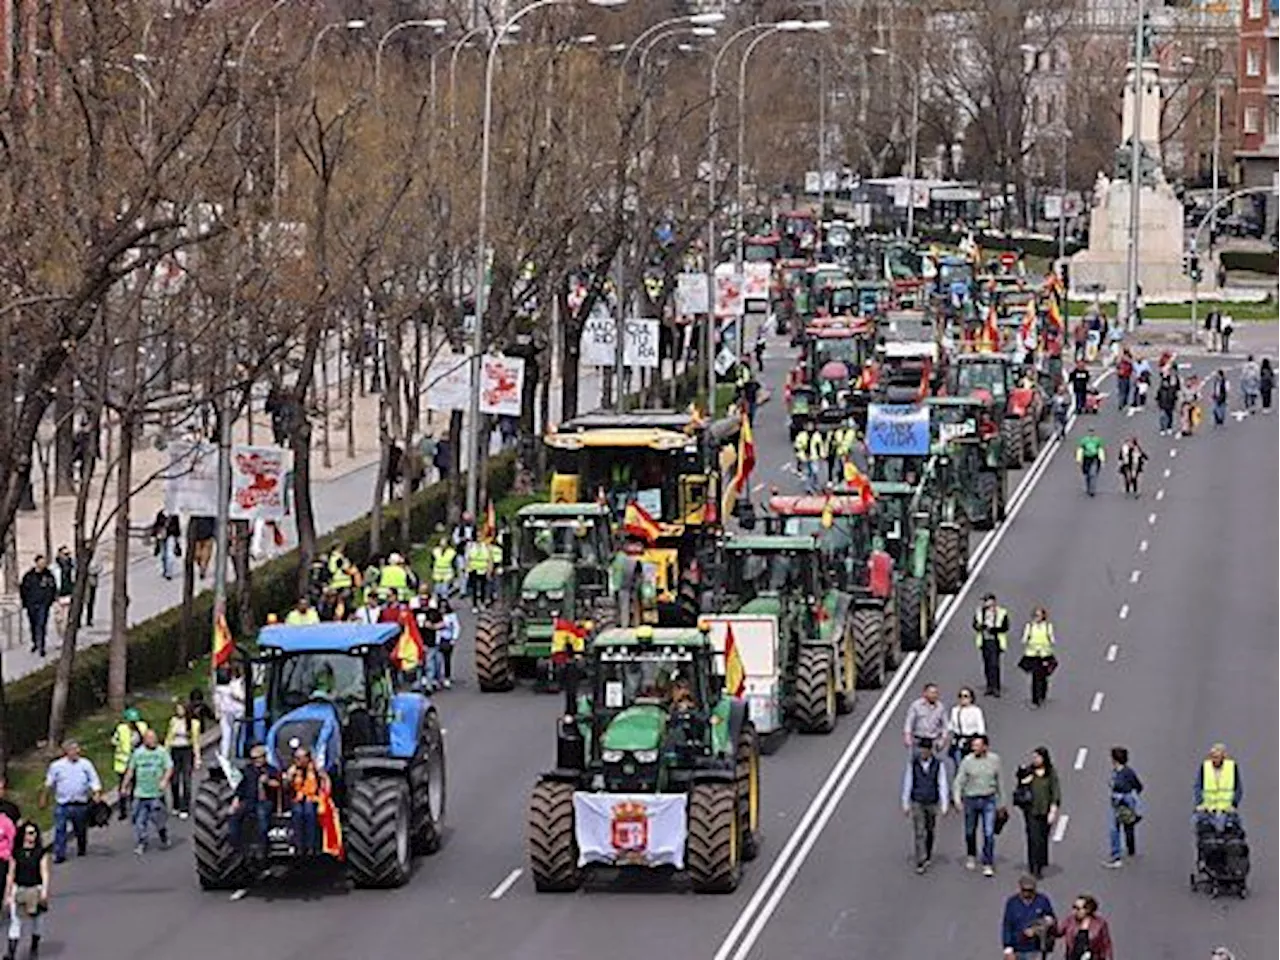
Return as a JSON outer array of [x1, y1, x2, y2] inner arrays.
[[376, 18, 448, 103], [310, 19, 368, 99]]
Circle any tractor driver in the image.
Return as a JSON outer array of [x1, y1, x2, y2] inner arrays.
[[310, 663, 337, 701], [668, 676, 697, 713], [573, 521, 598, 566]]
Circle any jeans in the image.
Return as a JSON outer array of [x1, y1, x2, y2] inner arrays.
[[229, 799, 272, 851], [52, 802, 89, 860], [467, 572, 489, 607], [980, 638, 1002, 695], [425, 646, 445, 688], [962, 794, 997, 865], [804, 461, 820, 494], [1213, 399, 1226, 425], [1073, 389, 1087, 414], [1082, 456, 1100, 496], [1108, 801, 1138, 860], [219, 713, 242, 760], [910, 802, 938, 865], [293, 800, 319, 854], [132, 797, 169, 848], [170, 745, 194, 812], [25, 603, 50, 655], [1024, 812, 1051, 875], [1159, 406, 1175, 432], [1116, 376, 1130, 409], [161, 536, 178, 578]]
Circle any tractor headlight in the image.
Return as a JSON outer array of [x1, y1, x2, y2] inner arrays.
[[602, 749, 625, 763], [545, 590, 565, 601], [633, 749, 659, 764]]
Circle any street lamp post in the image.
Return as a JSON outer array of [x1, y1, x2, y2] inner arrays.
[[870, 46, 920, 240], [466, 0, 625, 516], [1123, 0, 1146, 331], [376, 18, 448, 107], [309, 19, 368, 100]]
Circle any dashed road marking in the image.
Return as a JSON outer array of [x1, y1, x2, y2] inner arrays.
[[1155, 489, 1165, 501], [1163, 468, 1171, 479], [1129, 570, 1141, 584], [1118, 604, 1129, 620], [1170, 448, 1178, 458], [1091, 691, 1105, 712], [751, 482, 765, 494], [1148, 513, 1158, 526], [230, 888, 248, 902], [1074, 747, 1088, 770], [1231, 410, 1250, 422], [1052, 814, 1070, 843], [489, 868, 523, 900], [1106, 644, 1118, 662], [1138, 540, 1149, 553]]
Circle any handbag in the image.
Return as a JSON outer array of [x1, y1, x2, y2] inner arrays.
[[1114, 801, 1138, 826], [1043, 654, 1059, 676], [994, 806, 1010, 834], [1012, 781, 1034, 810]]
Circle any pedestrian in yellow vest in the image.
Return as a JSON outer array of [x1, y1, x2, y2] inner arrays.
[[833, 421, 857, 477], [807, 429, 829, 492], [466, 540, 494, 612], [285, 597, 320, 625], [111, 707, 148, 821], [1195, 743, 1242, 829], [1017, 607, 1057, 709], [378, 552, 417, 595], [431, 541, 458, 600]]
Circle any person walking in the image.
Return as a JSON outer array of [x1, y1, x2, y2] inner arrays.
[[1259, 358, 1274, 413], [38, 741, 101, 863], [901, 682, 949, 752], [1220, 313, 1233, 353], [429, 533, 458, 601], [1114, 349, 1133, 410], [438, 597, 460, 690], [973, 593, 1010, 697], [1001, 874, 1056, 960], [191, 515, 215, 580], [213, 665, 245, 760], [954, 734, 1004, 876], [52, 547, 73, 641], [1117, 436, 1147, 498], [465, 538, 495, 613], [122, 729, 173, 856], [793, 423, 812, 488], [1051, 385, 1070, 440], [807, 426, 828, 493], [450, 513, 477, 594], [110, 707, 148, 821], [18, 557, 57, 658], [1069, 360, 1090, 415], [4, 822, 50, 960], [1133, 354, 1151, 409], [901, 737, 950, 874], [1210, 368, 1229, 426], [1193, 742, 1242, 833], [155, 511, 181, 580], [1014, 747, 1061, 879], [284, 596, 319, 625], [947, 688, 987, 772], [1053, 894, 1114, 960], [1241, 355, 1260, 413], [1075, 428, 1104, 497], [1156, 372, 1179, 436], [1103, 746, 1143, 868], [163, 700, 201, 819], [1019, 607, 1058, 709]]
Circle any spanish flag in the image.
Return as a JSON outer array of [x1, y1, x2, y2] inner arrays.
[[482, 499, 497, 543], [720, 412, 756, 519], [391, 608, 424, 672], [724, 623, 746, 698], [552, 618, 587, 664], [845, 465, 876, 508], [318, 784, 344, 859], [979, 304, 999, 352], [213, 610, 233, 668], [1019, 297, 1037, 345], [623, 500, 660, 546], [1046, 295, 1064, 332]]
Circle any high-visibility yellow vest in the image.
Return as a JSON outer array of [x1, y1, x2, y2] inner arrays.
[[1201, 759, 1237, 812], [468, 543, 493, 574], [330, 563, 354, 590], [431, 546, 457, 584], [834, 427, 856, 457], [809, 431, 829, 461], [974, 605, 1009, 651], [1022, 621, 1055, 658], [113, 721, 148, 774], [379, 564, 409, 591], [327, 551, 347, 576], [793, 432, 810, 462]]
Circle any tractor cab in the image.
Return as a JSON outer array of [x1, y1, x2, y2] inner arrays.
[[949, 353, 1045, 468], [744, 232, 781, 265], [719, 535, 823, 612], [936, 255, 976, 305], [813, 279, 859, 319], [764, 494, 876, 589], [779, 210, 818, 260], [824, 220, 853, 259]]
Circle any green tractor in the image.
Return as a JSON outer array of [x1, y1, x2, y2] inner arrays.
[[526, 625, 761, 894], [710, 535, 856, 736], [926, 396, 1009, 537], [475, 503, 615, 692], [764, 494, 899, 689], [866, 480, 938, 653]]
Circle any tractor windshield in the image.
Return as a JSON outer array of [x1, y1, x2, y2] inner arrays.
[[939, 260, 974, 286], [269, 652, 369, 718], [597, 648, 700, 709], [745, 241, 778, 263], [517, 518, 606, 568], [724, 549, 813, 600], [811, 336, 865, 370], [954, 361, 1007, 399], [816, 286, 856, 315]]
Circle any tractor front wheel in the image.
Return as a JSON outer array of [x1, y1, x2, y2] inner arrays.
[[193, 779, 245, 890], [1022, 416, 1038, 463], [475, 608, 515, 692], [735, 725, 761, 862], [793, 646, 837, 734], [347, 778, 413, 888], [898, 576, 931, 653], [527, 781, 582, 892], [1001, 419, 1024, 469], [852, 608, 888, 689], [975, 472, 1000, 531], [934, 523, 968, 595], [687, 782, 741, 893]]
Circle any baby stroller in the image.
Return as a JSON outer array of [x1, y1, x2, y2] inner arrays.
[[1082, 387, 1103, 415], [1191, 814, 1250, 898]]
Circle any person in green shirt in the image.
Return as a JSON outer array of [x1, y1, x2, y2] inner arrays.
[[122, 729, 173, 856], [1076, 428, 1105, 497]]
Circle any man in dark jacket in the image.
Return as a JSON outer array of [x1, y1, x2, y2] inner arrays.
[[1156, 374, 1180, 435], [1002, 874, 1056, 959], [1069, 361, 1091, 414], [19, 556, 58, 656], [228, 745, 280, 856]]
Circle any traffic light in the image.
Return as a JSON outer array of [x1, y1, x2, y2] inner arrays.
[[1183, 251, 1201, 283]]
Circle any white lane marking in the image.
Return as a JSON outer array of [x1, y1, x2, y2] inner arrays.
[[1163, 468, 1171, 479], [1073, 747, 1088, 770], [230, 888, 248, 902], [1155, 489, 1165, 501], [1170, 448, 1178, 458], [711, 386, 1088, 960], [1052, 814, 1070, 843], [1231, 410, 1249, 422], [1091, 691, 1105, 712], [1106, 644, 1118, 662], [1138, 539, 1149, 553], [1129, 570, 1141, 584], [1125, 407, 1136, 418], [1148, 513, 1158, 526], [751, 482, 765, 494], [489, 868, 523, 900], [1118, 604, 1129, 620]]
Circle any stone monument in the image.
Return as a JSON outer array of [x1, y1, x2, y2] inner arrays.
[[1070, 58, 1187, 299]]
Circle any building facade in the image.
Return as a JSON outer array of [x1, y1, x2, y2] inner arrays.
[[1235, 0, 1278, 231]]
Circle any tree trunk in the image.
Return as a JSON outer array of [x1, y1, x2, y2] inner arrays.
[[370, 414, 389, 559], [559, 289, 582, 422], [446, 409, 462, 523], [107, 412, 134, 713], [54, 368, 75, 496], [291, 416, 317, 597], [231, 520, 253, 634], [178, 520, 195, 666]]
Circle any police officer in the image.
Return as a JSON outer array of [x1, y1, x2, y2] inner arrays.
[[973, 593, 1010, 697]]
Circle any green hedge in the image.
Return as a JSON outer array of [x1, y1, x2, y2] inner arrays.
[[2, 451, 517, 756], [1221, 250, 1278, 275]]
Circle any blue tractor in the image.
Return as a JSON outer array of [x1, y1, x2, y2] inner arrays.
[[192, 623, 446, 889]]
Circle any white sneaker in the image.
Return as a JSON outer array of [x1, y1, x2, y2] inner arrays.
[[982, 865, 995, 877], [443, 679, 453, 689], [965, 856, 976, 871], [1102, 858, 1123, 869]]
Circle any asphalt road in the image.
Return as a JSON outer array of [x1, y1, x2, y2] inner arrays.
[[38, 328, 1276, 960]]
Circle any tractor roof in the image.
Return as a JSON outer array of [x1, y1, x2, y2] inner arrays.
[[591, 626, 708, 649], [805, 321, 871, 339], [954, 353, 1011, 366], [516, 502, 611, 519], [768, 494, 871, 517], [556, 410, 701, 432], [544, 427, 695, 451], [258, 623, 401, 655], [927, 395, 990, 408], [722, 534, 819, 553]]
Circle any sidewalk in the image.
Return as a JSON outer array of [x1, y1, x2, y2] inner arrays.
[[1, 361, 612, 682]]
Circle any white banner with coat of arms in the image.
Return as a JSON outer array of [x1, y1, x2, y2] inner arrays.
[[573, 792, 688, 869]]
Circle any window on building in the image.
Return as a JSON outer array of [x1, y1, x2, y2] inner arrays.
[[1247, 0, 1262, 18], [1246, 48, 1261, 77], [1243, 105, 1260, 134]]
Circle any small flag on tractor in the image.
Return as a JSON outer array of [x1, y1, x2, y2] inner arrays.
[[720, 411, 756, 519], [391, 608, 424, 672], [724, 623, 746, 698], [318, 784, 344, 860], [623, 500, 660, 546], [482, 499, 497, 542], [1019, 297, 1037, 346], [979, 305, 999, 352], [212, 610, 234, 669], [551, 618, 587, 664]]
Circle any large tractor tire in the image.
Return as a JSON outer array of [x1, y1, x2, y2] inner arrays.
[[792, 646, 837, 734], [852, 608, 888, 689], [974, 471, 1003, 531], [686, 782, 741, 893], [1000, 419, 1024, 468], [1021, 416, 1038, 464], [412, 710, 447, 855], [527, 780, 581, 892], [837, 628, 856, 715], [193, 778, 246, 890], [475, 607, 515, 692], [346, 778, 413, 888], [897, 575, 934, 653], [933, 523, 968, 595], [734, 725, 761, 862]]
